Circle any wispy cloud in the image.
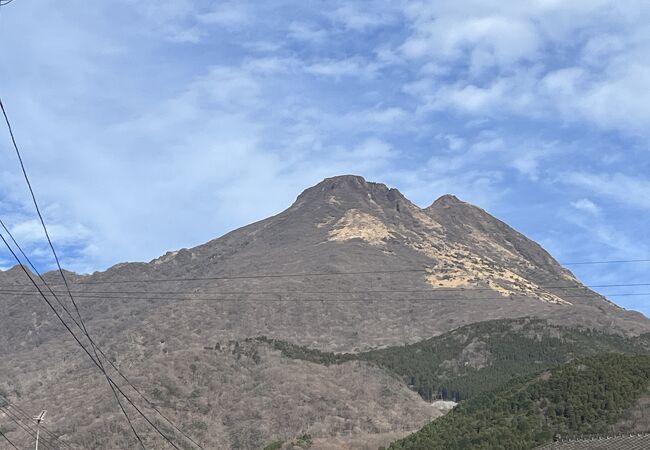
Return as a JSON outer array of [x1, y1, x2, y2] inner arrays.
[[0, 0, 648, 314], [562, 172, 650, 210], [571, 198, 601, 216], [305, 57, 382, 79], [287, 22, 328, 43], [330, 3, 399, 31]]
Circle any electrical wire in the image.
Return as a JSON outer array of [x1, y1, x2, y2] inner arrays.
[[0, 221, 203, 449], [0, 231, 189, 449], [0, 398, 72, 450], [0, 232, 153, 447], [0, 228, 146, 450], [0, 428, 19, 450], [23, 265, 650, 287], [0, 98, 199, 448], [0, 97, 151, 450], [0, 220, 145, 449], [0, 407, 56, 450], [562, 258, 650, 265], [2, 280, 650, 299], [0, 405, 57, 450], [0, 290, 648, 303], [0, 394, 73, 450]]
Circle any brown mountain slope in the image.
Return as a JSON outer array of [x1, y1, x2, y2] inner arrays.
[[1, 175, 647, 354], [426, 194, 573, 282], [93, 175, 647, 343], [0, 174, 648, 448]]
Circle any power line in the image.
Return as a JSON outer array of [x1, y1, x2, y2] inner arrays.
[[0, 97, 201, 449], [27, 268, 461, 285], [0, 233, 150, 448], [0, 100, 193, 449], [0, 98, 150, 450], [0, 289, 648, 303], [0, 96, 191, 449], [3, 281, 650, 296], [0, 396, 72, 450], [0, 405, 58, 450], [23, 263, 650, 287], [0, 221, 146, 450], [0, 223, 203, 449], [1, 281, 647, 303], [0, 223, 150, 450], [0, 426, 20, 450], [0, 231, 190, 450], [0, 406, 58, 450], [562, 258, 650, 265]]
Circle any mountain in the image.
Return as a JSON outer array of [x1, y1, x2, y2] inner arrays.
[[85, 174, 646, 349], [0, 175, 648, 449]]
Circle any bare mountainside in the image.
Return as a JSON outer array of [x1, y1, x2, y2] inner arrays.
[[0, 175, 649, 448], [2, 175, 647, 354]]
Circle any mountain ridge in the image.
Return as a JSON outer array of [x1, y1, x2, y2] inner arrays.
[[1, 174, 649, 449], [1, 174, 646, 342]]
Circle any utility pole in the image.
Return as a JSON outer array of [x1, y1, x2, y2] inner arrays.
[[33, 410, 46, 450]]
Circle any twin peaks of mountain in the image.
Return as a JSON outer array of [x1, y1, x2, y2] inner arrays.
[[204, 174, 577, 298], [2, 175, 648, 450], [116, 174, 646, 344], [2, 175, 648, 353]]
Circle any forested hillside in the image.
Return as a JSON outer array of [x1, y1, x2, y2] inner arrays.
[[2, 177, 649, 448], [386, 354, 650, 450], [259, 318, 650, 401]]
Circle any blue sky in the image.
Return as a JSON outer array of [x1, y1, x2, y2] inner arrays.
[[0, 0, 649, 315]]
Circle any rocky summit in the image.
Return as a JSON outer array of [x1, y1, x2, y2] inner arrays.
[[85, 174, 645, 348], [0, 175, 648, 449]]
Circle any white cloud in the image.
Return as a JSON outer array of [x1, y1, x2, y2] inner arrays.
[[304, 57, 381, 79], [433, 82, 509, 114], [438, 134, 466, 151], [348, 137, 394, 160], [546, 63, 650, 133], [243, 57, 300, 74], [563, 172, 650, 210], [580, 34, 626, 67], [2, 0, 648, 284], [287, 22, 328, 43], [571, 198, 601, 215], [511, 155, 540, 180], [400, 11, 541, 71], [330, 4, 398, 31], [393, 0, 650, 136], [123, 0, 203, 42], [562, 213, 647, 262], [197, 3, 251, 27], [357, 107, 408, 125], [9, 219, 91, 247], [337, 107, 410, 132], [508, 142, 562, 181], [469, 135, 505, 154]]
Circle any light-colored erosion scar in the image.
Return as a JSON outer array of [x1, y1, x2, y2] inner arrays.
[[326, 206, 571, 305], [328, 209, 395, 245], [397, 226, 571, 305], [424, 257, 571, 305], [327, 195, 341, 205], [316, 216, 336, 228], [152, 250, 179, 265]]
